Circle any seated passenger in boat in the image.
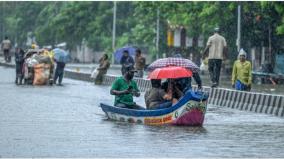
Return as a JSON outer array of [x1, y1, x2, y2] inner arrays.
[[145, 79, 173, 109], [110, 66, 144, 109], [161, 79, 183, 103], [174, 72, 202, 93]]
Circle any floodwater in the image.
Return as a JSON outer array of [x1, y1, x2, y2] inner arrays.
[[0, 66, 284, 158]]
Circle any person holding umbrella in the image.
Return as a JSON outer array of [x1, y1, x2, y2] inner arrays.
[[120, 50, 134, 75], [173, 54, 202, 92], [147, 55, 202, 92], [52, 48, 69, 86], [148, 66, 193, 106]]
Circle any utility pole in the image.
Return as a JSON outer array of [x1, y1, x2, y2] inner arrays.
[[112, 1, 117, 64], [112, 1, 117, 51], [268, 24, 272, 64], [2, 2, 5, 41], [156, 8, 160, 60], [15, 1, 18, 47], [237, 4, 241, 52]]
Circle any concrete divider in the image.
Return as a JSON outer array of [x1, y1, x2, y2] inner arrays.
[[209, 88, 284, 117], [1, 63, 283, 117], [97, 73, 284, 117], [64, 69, 93, 82], [101, 74, 152, 92]]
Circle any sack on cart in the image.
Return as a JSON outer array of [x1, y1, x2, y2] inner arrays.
[[33, 63, 51, 85]]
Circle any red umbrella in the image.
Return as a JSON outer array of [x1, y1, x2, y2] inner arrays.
[[148, 66, 193, 79], [147, 57, 200, 72]]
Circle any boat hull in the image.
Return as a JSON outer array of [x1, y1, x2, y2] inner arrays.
[[100, 91, 208, 126]]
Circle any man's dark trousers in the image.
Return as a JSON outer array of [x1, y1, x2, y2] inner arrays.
[[54, 62, 65, 84], [208, 59, 222, 85]]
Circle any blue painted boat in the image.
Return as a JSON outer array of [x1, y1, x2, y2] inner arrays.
[[100, 91, 208, 126]]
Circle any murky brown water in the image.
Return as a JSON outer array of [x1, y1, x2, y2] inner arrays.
[[0, 66, 284, 157]]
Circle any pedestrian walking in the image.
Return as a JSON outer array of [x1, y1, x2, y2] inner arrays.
[[52, 46, 70, 86], [202, 27, 227, 87], [134, 49, 146, 78], [120, 50, 134, 75], [231, 49, 252, 91], [1, 36, 12, 63], [95, 54, 110, 85], [14, 48, 25, 85]]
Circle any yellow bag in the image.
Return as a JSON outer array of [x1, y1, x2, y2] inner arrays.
[[42, 50, 55, 64]]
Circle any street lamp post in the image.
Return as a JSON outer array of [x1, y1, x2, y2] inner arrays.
[[237, 4, 241, 52], [2, 2, 5, 41], [156, 8, 160, 60]]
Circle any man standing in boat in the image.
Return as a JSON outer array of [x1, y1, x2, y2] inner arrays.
[[110, 65, 144, 109]]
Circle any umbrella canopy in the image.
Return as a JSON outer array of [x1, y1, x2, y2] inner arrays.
[[114, 46, 137, 63], [148, 66, 192, 79], [53, 48, 70, 63], [147, 57, 200, 72]]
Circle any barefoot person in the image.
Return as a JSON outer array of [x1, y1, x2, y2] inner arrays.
[[232, 49, 252, 91]]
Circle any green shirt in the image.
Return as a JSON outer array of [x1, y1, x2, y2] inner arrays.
[[111, 77, 140, 106], [232, 60, 252, 85]]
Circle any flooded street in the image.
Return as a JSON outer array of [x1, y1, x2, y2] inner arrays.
[[0, 66, 284, 158]]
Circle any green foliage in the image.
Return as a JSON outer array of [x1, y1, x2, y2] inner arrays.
[[0, 1, 283, 60]]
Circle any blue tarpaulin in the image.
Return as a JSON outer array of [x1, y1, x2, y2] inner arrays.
[[113, 46, 137, 63]]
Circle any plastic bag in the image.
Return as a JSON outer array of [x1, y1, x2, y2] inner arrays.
[[91, 68, 98, 78], [26, 57, 39, 67], [200, 61, 208, 71]]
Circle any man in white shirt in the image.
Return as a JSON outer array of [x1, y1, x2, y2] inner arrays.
[[202, 27, 227, 87], [1, 36, 12, 63]]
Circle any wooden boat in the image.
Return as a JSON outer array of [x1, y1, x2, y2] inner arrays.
[[100, 91, 208, 126]]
